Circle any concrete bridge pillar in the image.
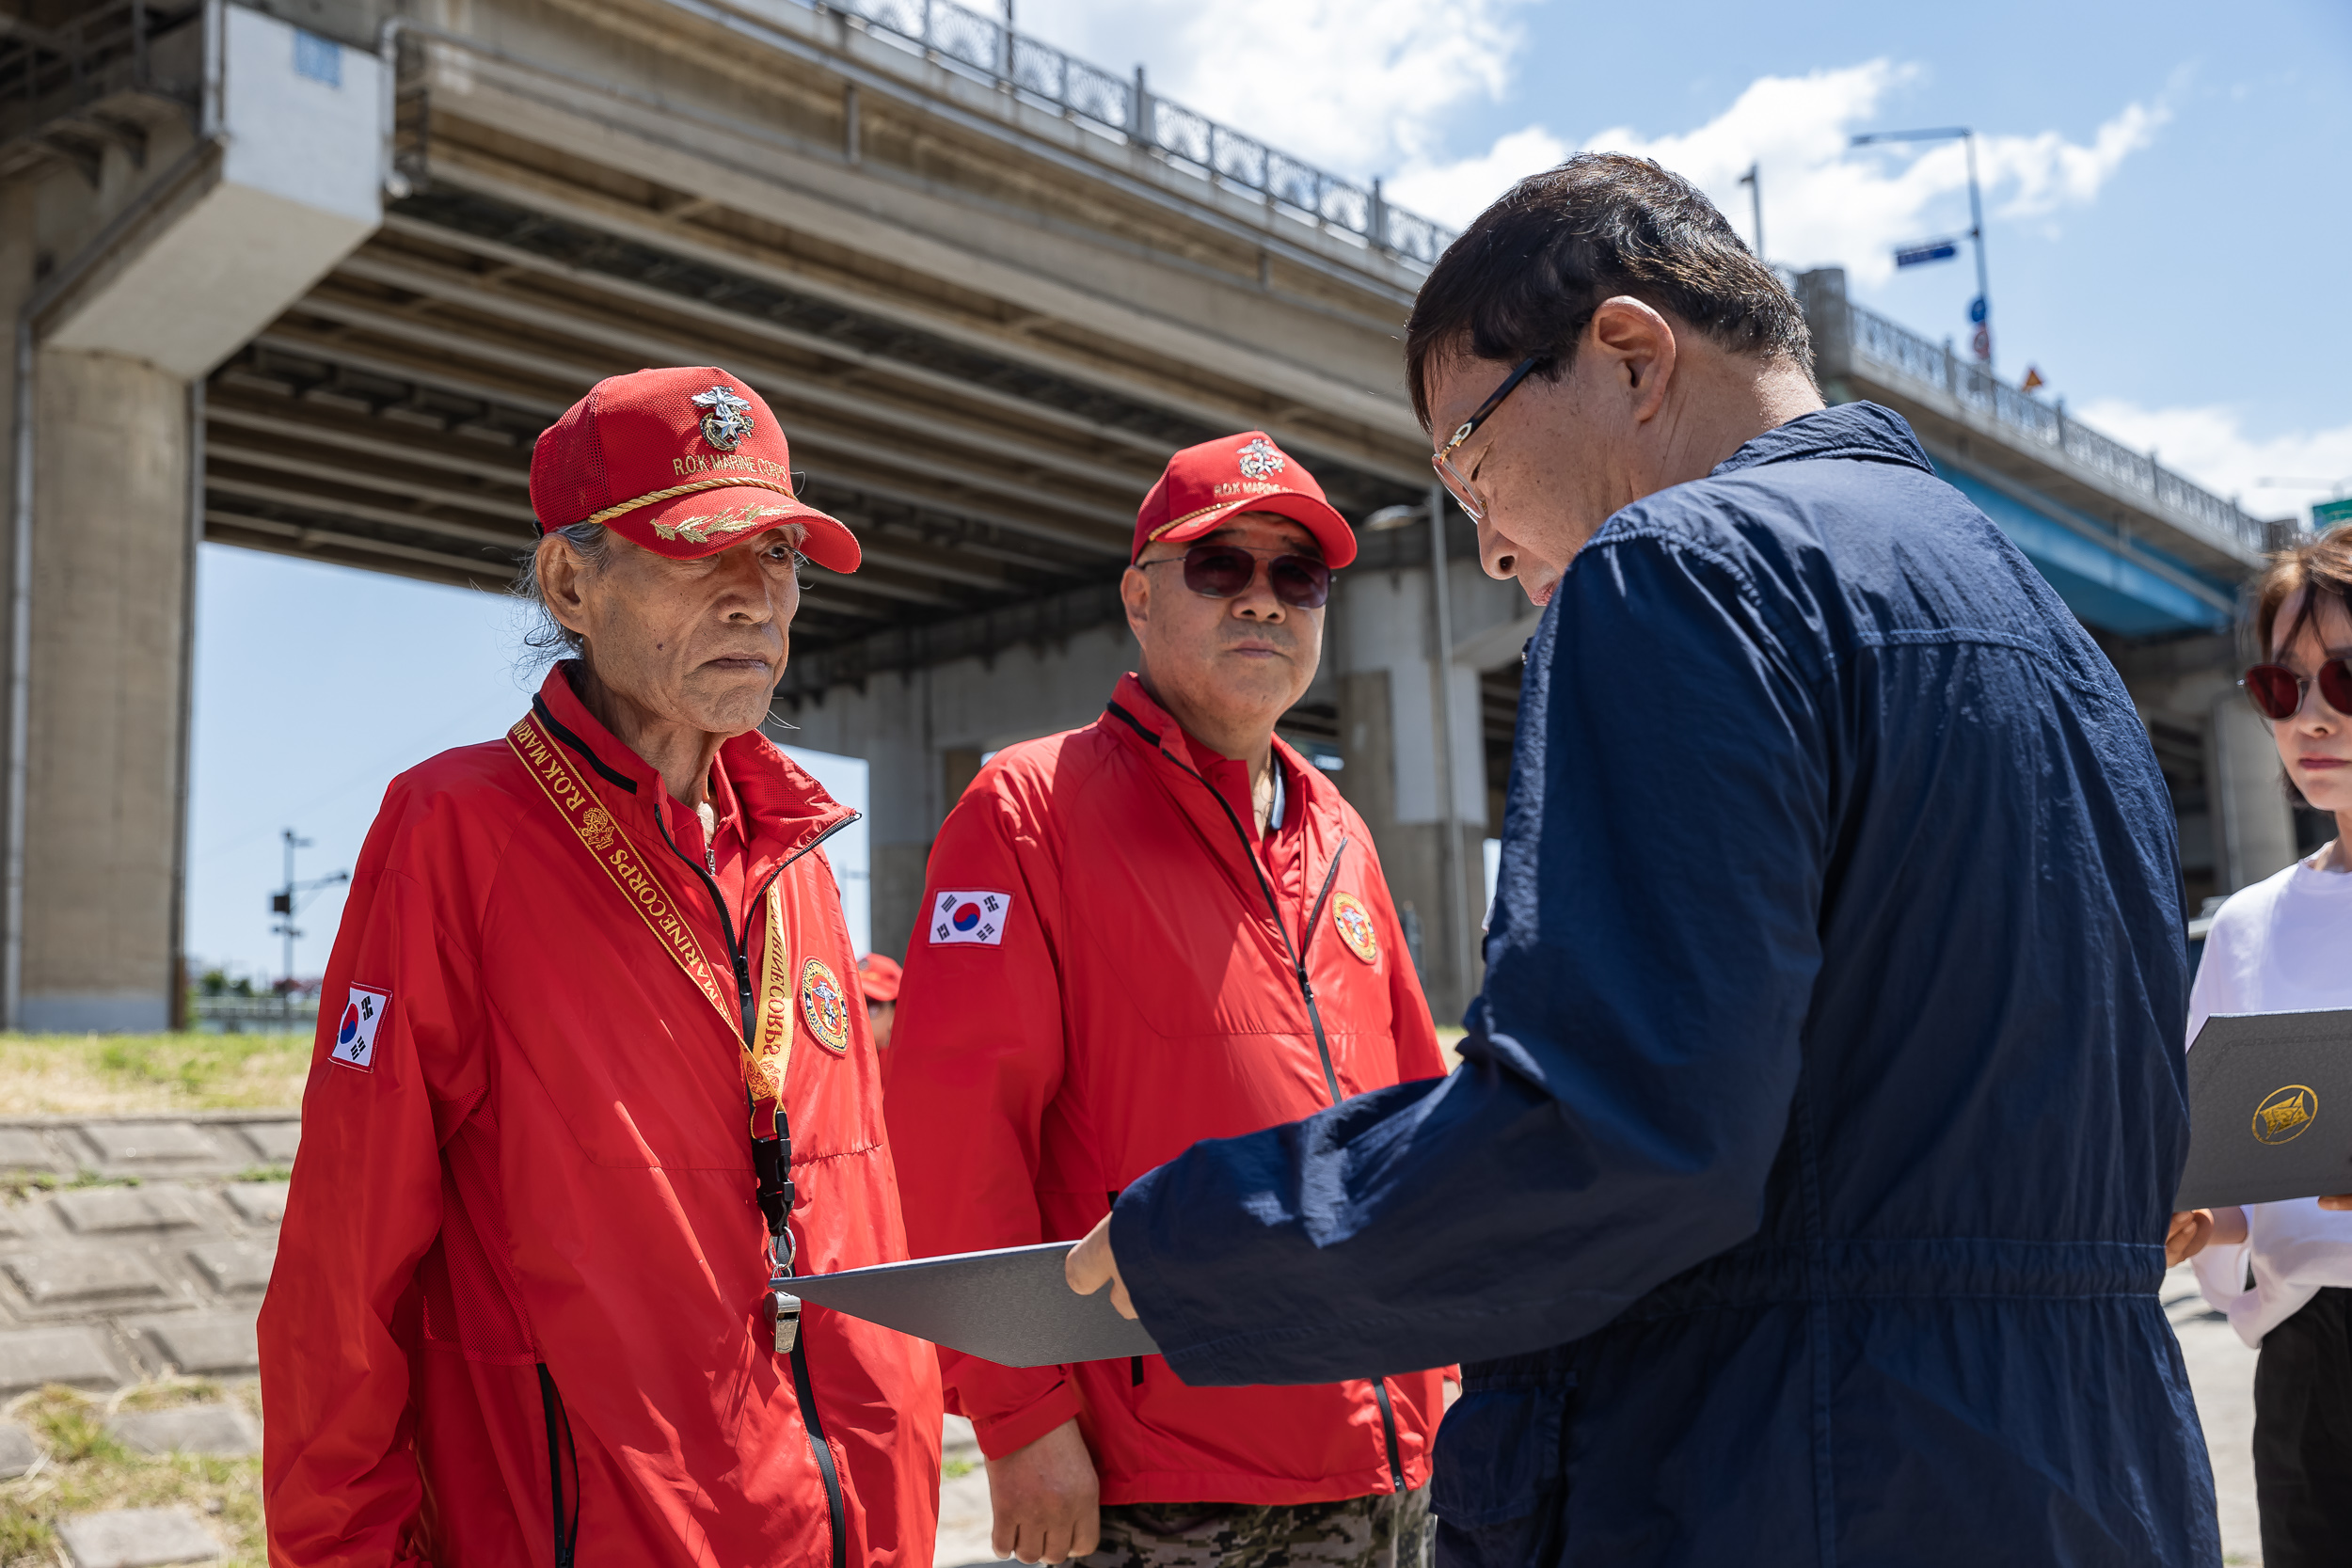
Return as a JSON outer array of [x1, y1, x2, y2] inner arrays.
[[0, 3, 384, 1028], [15, 351, 199, 1031], [1333, 562, 1491, 1023], [2209, 693, 2301, 893]]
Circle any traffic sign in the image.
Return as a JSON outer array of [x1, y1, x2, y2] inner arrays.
[[2315, 497, 2352, 531], [1968, 295, 1988, 324], [1896, 240, 1959, 268], [1971, 325, 1992, 361]]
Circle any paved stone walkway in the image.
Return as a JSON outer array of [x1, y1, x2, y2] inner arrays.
[[0, 1111, 291, 1562], [0, 1117, 2264, 1564], [0, 1112, 291, 1395]]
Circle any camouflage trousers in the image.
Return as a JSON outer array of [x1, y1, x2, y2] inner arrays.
[[1081, 1488, 1431, 1568]]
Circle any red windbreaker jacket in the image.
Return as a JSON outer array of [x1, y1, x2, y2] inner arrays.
[[261, 665, 941, 1567], [886, 675, 1448, 1506]]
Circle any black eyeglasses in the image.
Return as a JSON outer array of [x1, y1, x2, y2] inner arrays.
[[1433, 354, 1546, 522], [1136, 544, 1330, 609], [2243, 658, 2352, 721]]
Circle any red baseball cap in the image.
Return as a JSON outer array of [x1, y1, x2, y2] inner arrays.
[[1132, 432, 1357, 568], [856, 952, 902, 1004], [530, 367, 860, 572]]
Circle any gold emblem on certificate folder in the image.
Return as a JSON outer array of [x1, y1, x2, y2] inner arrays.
[[2252, 1084, 2317, 1145]]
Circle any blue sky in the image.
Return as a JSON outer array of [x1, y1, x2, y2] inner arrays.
[[1032, 0, 2352, 505], [185, 0, 2352, 979]]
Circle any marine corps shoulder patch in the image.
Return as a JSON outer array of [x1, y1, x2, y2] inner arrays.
[[799, 958, 851, 1053], [1331, 892, 1379, 966]]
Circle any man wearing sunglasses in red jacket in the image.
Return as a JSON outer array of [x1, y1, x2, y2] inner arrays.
[[886, 433, 1450, 1568]]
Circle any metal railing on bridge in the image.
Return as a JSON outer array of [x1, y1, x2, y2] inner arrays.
[[803, 0, 1457, 265], [0, 0, 199, 182], [1845, 300, 2268, 559], [188, 995, 318, 1035]]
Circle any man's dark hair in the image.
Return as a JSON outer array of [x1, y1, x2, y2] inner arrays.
[[1405, 152, 1815, 429]]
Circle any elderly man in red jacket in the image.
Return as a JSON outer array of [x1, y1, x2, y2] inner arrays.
[[886, 433, 1449, 1568], [261, 368, 941, 1566]]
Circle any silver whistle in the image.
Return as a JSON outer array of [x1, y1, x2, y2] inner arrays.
[[764, 1285, 802, 1354]]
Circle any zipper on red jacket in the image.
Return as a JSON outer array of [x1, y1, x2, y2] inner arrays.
[[651, 797, 857, 1568], [536, 1364, 580, 1567], [1104, 701, 1407, 1494]]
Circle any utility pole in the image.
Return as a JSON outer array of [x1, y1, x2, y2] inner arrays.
[[269, 829, 349, 995], [1851, 126, 1993, 367], [1737, 161, 1763, 259]]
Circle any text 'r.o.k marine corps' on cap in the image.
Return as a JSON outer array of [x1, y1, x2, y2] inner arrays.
[[529, 367, 861, 573], [1133, 432, 1358, 569]]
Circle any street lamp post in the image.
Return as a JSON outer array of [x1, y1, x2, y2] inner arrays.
[[1737, 161, 1764, 259], [1851, 126, 1993, 368]]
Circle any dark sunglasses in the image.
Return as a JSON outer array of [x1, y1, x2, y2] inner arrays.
[[1138, 544, 1330, 609], [2242, 658, 2352, 721]]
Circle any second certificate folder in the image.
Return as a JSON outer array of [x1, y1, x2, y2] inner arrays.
[[2176, 1008, 2352, 1211]]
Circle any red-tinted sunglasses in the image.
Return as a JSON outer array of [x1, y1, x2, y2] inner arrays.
[[1138, 544, 1330, 609], [2243, 658, 2352, 721]]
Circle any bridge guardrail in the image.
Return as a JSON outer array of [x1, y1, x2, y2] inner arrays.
[[1846, 301, 2268, 560], [808, 0, 1457, 265], [189, 997, 319, 1034]]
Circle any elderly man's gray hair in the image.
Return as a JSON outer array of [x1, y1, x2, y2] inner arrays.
[[512, 521, 611, 662]]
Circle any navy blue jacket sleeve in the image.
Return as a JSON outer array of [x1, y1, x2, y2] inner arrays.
[[1111, 524, 1833, 1385]]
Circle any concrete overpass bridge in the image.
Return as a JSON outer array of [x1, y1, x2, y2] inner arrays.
[[0, 0, 2304, 1032]]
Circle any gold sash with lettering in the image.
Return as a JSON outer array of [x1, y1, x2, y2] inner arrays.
[[506, 713, 793, 1140]]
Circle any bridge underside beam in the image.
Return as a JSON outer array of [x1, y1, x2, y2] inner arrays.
[[1931, 455, 2235, 640]]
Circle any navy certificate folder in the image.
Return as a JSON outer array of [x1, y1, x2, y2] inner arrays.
[[789, 1241, 1162, 1367], [2175, 1009, 2352, 1211]]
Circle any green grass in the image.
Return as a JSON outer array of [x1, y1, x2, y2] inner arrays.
[[0, 1171, 138, 1201], [0, 1385, 262, 1566], [0, 1033, 308, 1115]]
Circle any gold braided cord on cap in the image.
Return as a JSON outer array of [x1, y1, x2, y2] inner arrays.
[[575, 475, 796, 531], [1146, 486, 1306, 542]]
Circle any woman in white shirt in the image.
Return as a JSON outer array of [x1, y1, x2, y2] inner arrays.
[[2170, 522, 2352, 1568]]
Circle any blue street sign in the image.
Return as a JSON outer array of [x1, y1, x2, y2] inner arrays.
[[1895, 241, 1960, 268], [1968, 295, 1988, 324]]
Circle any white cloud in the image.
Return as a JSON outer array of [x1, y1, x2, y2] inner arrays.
[[1384, 125, 1568, 228], [2074, 399, 2352, 529], [1381, 60, 2165, 277], [1012, 0, 1522, 175], [1981, 102, 2168, 218]]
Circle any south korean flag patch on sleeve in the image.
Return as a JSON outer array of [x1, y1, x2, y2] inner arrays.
[[331, 986, 389, 1071], [930, 890, 1013, 947]]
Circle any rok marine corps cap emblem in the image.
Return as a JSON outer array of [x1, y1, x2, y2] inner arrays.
[[691, 384, 757, 451], [1331, 892, 1380, 965], [1236, 436, 1286, 481], [799, 958, 851, 1053]]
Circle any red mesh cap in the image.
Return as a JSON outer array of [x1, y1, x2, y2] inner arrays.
[[1132, 432, 1356, 568], [856, 952, 902, 1003], [529, 367, 860, 572]]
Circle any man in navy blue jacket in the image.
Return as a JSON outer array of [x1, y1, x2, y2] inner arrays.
[[1068, 153, 2220, 1566]]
